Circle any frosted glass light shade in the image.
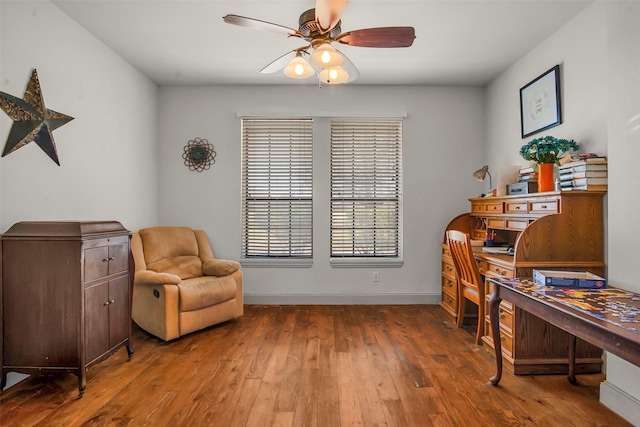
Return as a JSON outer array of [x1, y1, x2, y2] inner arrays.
[[283, 55, 315, 79], [310, 43, 343, 68], [318, 66, 349, 84]]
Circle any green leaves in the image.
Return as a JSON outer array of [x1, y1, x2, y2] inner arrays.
[[520, 136, 579, 165]]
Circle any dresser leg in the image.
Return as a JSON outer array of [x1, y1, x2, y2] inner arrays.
[[126, 340, 135, 359], [77, 373, 86, 399]]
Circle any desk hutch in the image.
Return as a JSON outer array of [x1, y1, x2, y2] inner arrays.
[[441, 191, 605, 375]]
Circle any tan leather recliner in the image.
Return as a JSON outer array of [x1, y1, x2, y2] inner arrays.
[[131, 226, 243, 341]]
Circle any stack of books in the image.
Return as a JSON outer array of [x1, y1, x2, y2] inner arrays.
[[559, 157, 607, 191], [518, 166, 537, 183]]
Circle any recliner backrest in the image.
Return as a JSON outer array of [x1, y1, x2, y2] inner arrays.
[[139, 226, 203, 280]]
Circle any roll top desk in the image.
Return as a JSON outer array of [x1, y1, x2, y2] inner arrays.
[[441, 191, 605, 374]]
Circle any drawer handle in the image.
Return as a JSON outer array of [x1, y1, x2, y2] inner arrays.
[[104, 299, 116, 306], [494, 267, 507, 275], [498, 308, 506, 318], [446, 280, 453, 287], [514, 206, 521, 210], [103, 256, 116, 262], [541, 205, 547, 209], [446, 265, 453, 272]]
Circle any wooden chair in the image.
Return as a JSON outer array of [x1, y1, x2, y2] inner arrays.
[[446, 229, 485, 344]]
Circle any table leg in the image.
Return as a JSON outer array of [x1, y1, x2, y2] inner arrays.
[[568, 334, 577, 385], [488, 285, 503, 386]]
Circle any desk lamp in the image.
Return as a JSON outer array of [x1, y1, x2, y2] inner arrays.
[[473, 165, 492, 196]]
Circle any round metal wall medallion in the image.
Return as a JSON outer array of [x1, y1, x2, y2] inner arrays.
[[183, 137, 216, 172]]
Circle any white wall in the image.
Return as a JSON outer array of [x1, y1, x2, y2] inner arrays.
[[0, 1, 159, 232], [158, 84, 485, 303], [602, 2, 640, 424], [486, 2, 640, 424]]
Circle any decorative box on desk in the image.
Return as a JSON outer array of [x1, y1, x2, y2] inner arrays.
[[534, 270, 607, 289], [507, 181, 537, 195]]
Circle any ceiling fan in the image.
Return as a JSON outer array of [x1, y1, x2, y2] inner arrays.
[[223, 0, 416, 84]]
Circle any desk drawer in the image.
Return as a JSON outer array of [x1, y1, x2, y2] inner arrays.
[[484, 319, 514, 357], [486, 261, 514, 278], [505, 201, 528, 214], [441, 290, 457, 313], [529, 199, 559, 214], [442, 260, 455, 277], [506, 219, 528, 230], [442, 275, 457, 299], [487, 218, 505, 229], [486, 202, 504, 213]]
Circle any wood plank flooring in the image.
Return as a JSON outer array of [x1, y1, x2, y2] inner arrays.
[[0, 305, 633, 426]]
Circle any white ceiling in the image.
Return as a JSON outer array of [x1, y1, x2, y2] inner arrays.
[[52, 0, 592, 86]]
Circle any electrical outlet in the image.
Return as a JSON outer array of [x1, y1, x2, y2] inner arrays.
[[373, 271, 380, 282]]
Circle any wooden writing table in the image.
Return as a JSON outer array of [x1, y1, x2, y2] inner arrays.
[[488, 278, 640, 386]]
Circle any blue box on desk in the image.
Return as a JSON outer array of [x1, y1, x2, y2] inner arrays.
[[533, 269, 606, 289]]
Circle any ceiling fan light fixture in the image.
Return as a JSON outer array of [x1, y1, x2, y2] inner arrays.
[[318, 65, 349, 84], [310, 42, 343, 67], [283, 54, 315, 79]]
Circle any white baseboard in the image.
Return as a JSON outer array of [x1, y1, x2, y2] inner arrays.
[[244, 293, 441, 305], [600, 380, 640, 426]]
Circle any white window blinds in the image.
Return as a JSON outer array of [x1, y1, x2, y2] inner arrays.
[[330, 120, 403, 258], [241, 119, 313, 259]]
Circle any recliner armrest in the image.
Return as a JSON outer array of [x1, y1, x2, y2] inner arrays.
[[202, 259, 240, 276], [135, 270, 181, 286]]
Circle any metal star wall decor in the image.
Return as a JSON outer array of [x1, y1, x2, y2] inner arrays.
[[0, 69, 74, 166]]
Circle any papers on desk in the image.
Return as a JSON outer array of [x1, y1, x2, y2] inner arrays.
[[482, 247, 513, 255]]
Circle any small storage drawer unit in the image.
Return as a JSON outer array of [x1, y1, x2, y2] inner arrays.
[[1, 221, 134, 395]]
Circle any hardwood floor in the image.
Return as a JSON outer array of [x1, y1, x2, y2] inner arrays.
[[0, 305, 633, 426]]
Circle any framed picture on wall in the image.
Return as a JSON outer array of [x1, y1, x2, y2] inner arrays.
[[520, 65, 561, 138]]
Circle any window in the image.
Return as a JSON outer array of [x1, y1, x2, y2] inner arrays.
[[241, 119, 313, 264], [330, 120, 403, 264]]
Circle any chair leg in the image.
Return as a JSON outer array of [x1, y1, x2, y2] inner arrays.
[[456, 296, 465, 328], [475, 300, 485, 345]]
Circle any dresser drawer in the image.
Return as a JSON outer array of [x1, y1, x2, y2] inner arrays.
[[529, 199, 559, 214], [84, 237, 129, 282]]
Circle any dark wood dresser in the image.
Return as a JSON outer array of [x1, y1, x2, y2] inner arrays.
[[0, 221, 134, 396]]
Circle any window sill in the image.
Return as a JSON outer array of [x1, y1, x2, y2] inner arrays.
[[240, 258, 313, 268], [329, 258, 404, 268]]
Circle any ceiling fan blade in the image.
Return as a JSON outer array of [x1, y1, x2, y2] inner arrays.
[[336, 27, 416, 48], [260, 50, 299, 74], [315, 0, 349, 34], [223, 14, 301, 37]]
